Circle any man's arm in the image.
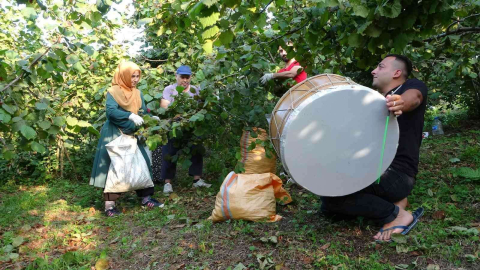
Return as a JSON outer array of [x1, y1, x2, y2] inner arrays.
[[386, 89, 424, 116], [273, 66, 303, 79]]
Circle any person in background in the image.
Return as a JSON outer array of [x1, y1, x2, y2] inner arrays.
[[156, 65, 211, 194], [260, 46, 307, 85], [90, 62, 163, 217]]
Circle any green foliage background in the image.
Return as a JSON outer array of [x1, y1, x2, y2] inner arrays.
[[0, 0, 479, 184]]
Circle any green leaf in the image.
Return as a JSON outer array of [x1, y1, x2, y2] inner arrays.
[[199, 12, 220, 28], [21, 7, 37, 20], [2, 104, 17, 114], [182, 159, 193, 169], [38, 121, 51, 130], [203, 40, 213, 54], [48, 125, 60, 135], [66, 55, 80, 64], [378, 0, 402, 18], [365, 25, 382, 38], [394, 33, 408, 52], [351, 3, 369, 18], [88, 126, 101, 137], [77, 120, 91, 127], [202, 0, 218, 8], [0, 109, 12, 123], [20, 125, 36, 140], [348, 33, 361, 47], [144, 94, 153, 102], [224, 0, 241, 8], [31, 141, 46, 153], [190, 113, 205, 122], [73, 62, 86, 73], [2, 150, 15, 160], [53, 116, 66, 126], [219, 30, 234, 46], [83, 45, 95, 56], [66, 116, 78, 126], [35, 102, 48, 110], [138, 18, 153, 26], [220, 112, 228, 119], [202, 26, 220, 39]]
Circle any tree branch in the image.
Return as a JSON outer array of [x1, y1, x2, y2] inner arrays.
[[264, 20, 311, 44], [141, 55, 169, 62], [0, 46, 52, 93], [423, 27, 480, 42], [259, 0, 274, 15]]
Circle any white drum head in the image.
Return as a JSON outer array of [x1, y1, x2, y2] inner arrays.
[[281, 85, 399, 196]]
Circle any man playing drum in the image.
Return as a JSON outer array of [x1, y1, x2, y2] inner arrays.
[[321, 54, 428, 242], [260, 46, 307, 85]]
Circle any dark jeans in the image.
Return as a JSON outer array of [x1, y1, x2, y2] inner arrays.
[[320, 166, 415, 224], [103, 187, 154, 201], [161, 138, 203, 180]]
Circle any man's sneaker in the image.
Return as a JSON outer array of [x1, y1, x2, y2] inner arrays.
[[192, 178, 212, 188], [163, 182, 174, 194]]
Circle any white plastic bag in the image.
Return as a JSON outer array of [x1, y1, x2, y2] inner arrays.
[[104, 134, 154, 193]]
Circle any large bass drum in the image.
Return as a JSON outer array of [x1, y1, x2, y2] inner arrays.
[[269, 74, 399, 196]]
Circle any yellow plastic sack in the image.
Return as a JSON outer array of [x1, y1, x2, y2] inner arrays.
[[240, 128, 276, 174], [209, 172, 292, 223]]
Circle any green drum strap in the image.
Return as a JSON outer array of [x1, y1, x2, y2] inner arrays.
[[376, 114, 390, 184]]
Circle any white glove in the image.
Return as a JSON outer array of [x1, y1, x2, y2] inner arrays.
[[152, 116, 160, 121], [260, 73, 274, 84], [128, 113, 144, 126]]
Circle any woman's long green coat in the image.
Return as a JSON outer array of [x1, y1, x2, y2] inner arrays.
[[89, 93, 152, 189]]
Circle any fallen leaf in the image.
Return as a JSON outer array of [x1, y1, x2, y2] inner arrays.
[[426, 264, 440, 270], [168, 263, 185, 270], [21, 224, 32, 232], [89, 207, 96, 214], [173, 224, 186, 228], [391, 234, 407, 244], [302, 256, 313, 264], [233, 263, 247, 270], [95, 258, 109, 270], [12, 236, 24, 247], [409, 250, 422, 256], [375, 244, 382, 251], [449, 157, 460, 163], [432, 210, 446, 220], [28, 210, 39, 216], [320, 243, 331, 250], [169, 193, 180, 200], [396, 245, 409, 254]]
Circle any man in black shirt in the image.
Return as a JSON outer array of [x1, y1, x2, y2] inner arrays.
[[320, 54, 428, 241]]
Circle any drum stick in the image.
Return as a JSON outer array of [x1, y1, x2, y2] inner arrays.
[[376, 113, 390, 184]]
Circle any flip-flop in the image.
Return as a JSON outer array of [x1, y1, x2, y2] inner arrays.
[[376, 207, 425, 242]]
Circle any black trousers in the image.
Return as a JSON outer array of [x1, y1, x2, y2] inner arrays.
[[320, 166, 415, 224], [103, 187, 154, 201], [161, 138, 203, 180]]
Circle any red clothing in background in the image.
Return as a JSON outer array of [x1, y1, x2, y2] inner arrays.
[[278, 61, 307, 83]]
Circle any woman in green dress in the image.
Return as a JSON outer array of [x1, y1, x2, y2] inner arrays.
[[90, 62, 163, 217]]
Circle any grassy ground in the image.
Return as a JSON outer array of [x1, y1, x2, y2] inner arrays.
[[0, 121, 479, 270]]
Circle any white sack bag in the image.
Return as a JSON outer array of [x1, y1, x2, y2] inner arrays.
[[104, 134, 154, 193]]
